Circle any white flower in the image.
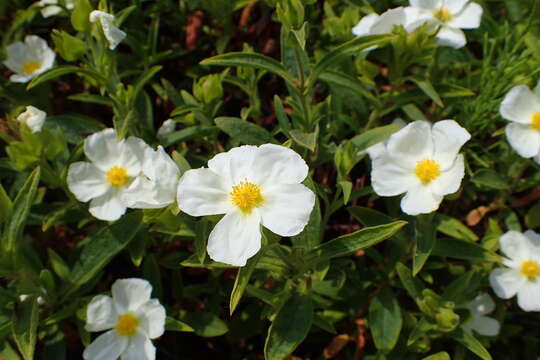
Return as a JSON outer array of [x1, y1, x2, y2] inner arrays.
[[122, 146, 181, 209], [37, 0, 75, 18], [83, 278, 165, 360], [500, 83, 540, 163], [67, 128, 147, 221], [370, 120, 470, 215], [462, 293, 500, 336], [3, 35, 55, 83], [489, 230, 540, 312], [408, 0, 483, 49], [89, 10, 127, 50], [177, 144, 316, 266], [156, 119, 175, 139], [352, 7, 422, 38], [17, 106, 46, 133]]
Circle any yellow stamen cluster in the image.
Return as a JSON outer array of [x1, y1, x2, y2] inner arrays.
[[106, 166, 129, 187], [22, 60, 41, 75], [115, 313, 139, 337], [531, 112, 540, 131], [520, 260, 540, 280], [230, 181, 264, 214], [415, 159, 441, 184], [433, 8, 452, 23]]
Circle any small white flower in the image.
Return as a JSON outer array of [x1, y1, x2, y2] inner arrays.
[[408, 0, 483, 49], [83, 278, 166, 360], [500, 83, 540, 163], [37, 0, 75, 18], [177, 144, 316, 266], [67, 128, 148, 221], [370, 120, 470, 215], [3, 35, 56, 83], [122, 146, 181, 209], [156, 119, 175, 139], [352, 7, 422, 38], [462, 293, 500, 336], [89, 10, 127, 50], [17, 106, 46, 133], [489, 230, 540, 312]]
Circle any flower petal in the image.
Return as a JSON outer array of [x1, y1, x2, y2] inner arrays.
[[259, 184, 315, 237], [467, 315, 500, 337], [121, 137, 148, 176], [436, 26, 466, 49], [89, 11, 127, 50], [489, 268, 525, 299], [430, 154, 465, 196], [352, 13, 379, 37], [446, 0, 469, 14], [400, 183, 443, 215], [370, 7, 408, 34], [120, 333, 155, 360], [84, 129, 124, 172], [500, 85, 540, 124], [432, 120, 470, 170], [386, 121, 433, 168], [207, 210, 262, 267], [251, 144, 309, 186], [448, 2, 483, 29], [371, 154, 417, 197], [467, 293, 495, 316], [112, 278, 153, 314], [137, 299, 166, 339], [505, 123, 540, 158], [4, 41, 26, 73], [67, 162, 109, 202], [499, 230, 531, 263], [524, 230, 540, 250], [85, 295, 117, 332], [517, 281, 540, 311], [207, 145, 258, 185], [83, 330, 128, 360], [177, 168, 231, 216], [409, 0, 442, 10], [89, 191, 127, 221]]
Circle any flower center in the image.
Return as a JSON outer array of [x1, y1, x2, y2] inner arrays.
[[230, 181, 264, 214], [433, 8, 452, 23], [106, 166, 128, 187], [531, 112, 540, 131], [115, 313, 139, 337], [415, 159, 441, 184], [22, 60, 41, 75], [520, 260, 540, 280]]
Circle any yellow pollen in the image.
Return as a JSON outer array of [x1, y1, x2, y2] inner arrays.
[[433, 8, 452, 23], [22, 60, 41, 75], [415, 159, 441, 184], [531, 112, 540, 131], [230, 181, 264, 214], [106, 166, 128, 187], [115, 313, 139, 337], [521, 260, 540, 280]]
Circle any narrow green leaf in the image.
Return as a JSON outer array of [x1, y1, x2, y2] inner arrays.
[[27, 66, 107, 90], [319, 70, 376, 102], [450, 328, 492, 360], [68, 93, 114, 107], [432, 238, 500, 262], [264, 293, 313, 360], [273, 95, 291, 136], [215, 117, 276, 145], [133, 66, 162, 100], [162, 126, 218, 146], [165, 317, 194, 332], [0, 183, 13, 224], [395, 262, 424, 300], [410, 78, 443, 107], [47, 249, 71, 281], [413, 215, 437, 276], [230, 251, 262, 315], [422, 352, 451, 360], [436, 215, 478, 242], [12, 297, 39, 360], [181, 312, 228, 337], [350, 123, 402, 152], [369, 287, 402, 351], [289, 128, 317, 151]]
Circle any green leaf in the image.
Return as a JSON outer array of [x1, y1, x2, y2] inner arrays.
[[201, 52, 295, 85], [181, 312, 228, 337], [526, 202, 540, 229], [264, 293, 313, 360], [350, 123, 402, 152], [165, 317, 194, 332], [162, 126, 218, 146], [306, 221, 407, 263], [27, 66, 107, 90], [450, 328, 492, 360], [215, 117, 276, 145], [291, 177, 321, 248], [369, 287, 402, 352], [0, 183, 13, 224], [410, 78, 443, 107], [319, 70, 376, 102], [471, 169, 509, 190], [46, 114, 105, 144], [2, 167, 40, 256], [436, 215, 478, 242], [133, 66, 162, 101], [47, 249, 71, 281], [63, 213, 144, 298], [395, 262, 424, 300], [51, 30, 87, 62], [12, 296, 39, 360], [71, 0, 92, 32], [422, 352, 451, 360], [230, 251, 262, 315], [413, 215, 437, 276], [68, 93, 114, 107], [432, 238, 500, 262], [289, 128, 317, 151], [442, 271, 475, 302], [274, 95, 291, 136]]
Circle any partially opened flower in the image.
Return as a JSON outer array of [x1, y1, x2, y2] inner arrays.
[[84, 278, 165, 360], [89, 10, 126, 50], [462, 293, 500, 336], [500, 83, 540, 163], [67, 128, 147, 221], [370, 120, 470, 215], [156, 119, 175, 139], [17, 106, 46, 133], [408, 0, 483, 49], [37, 0, 75, 18], [177, 144, 316, 266], [3, 35, 55, 83], [489, 230, 540, 311]]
